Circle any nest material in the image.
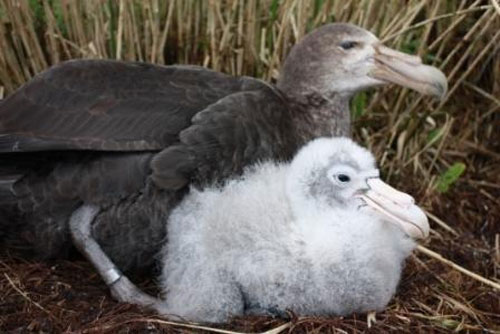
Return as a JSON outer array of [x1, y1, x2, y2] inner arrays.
[[1, 181, 498, 333]]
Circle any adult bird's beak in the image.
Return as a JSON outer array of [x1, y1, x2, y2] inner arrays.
[[358, 177, 430, 239], [369, 44, 448, 99]]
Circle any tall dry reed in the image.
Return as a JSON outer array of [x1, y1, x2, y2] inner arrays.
[[0, 0, 498, 200]]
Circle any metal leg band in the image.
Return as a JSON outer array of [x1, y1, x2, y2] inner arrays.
[[103, 267, 122, 286]]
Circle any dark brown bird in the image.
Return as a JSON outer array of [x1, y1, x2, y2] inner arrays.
[[0, 23, 446, 273]]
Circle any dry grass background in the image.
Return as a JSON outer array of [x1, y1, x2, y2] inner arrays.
[[0, 0, 499, 333]]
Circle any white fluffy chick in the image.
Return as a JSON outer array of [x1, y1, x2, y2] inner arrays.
[[158, 137, 429, 323]]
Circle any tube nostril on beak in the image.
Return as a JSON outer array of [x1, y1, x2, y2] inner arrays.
[[366, 178, 414, 205], [374, 44, 422, 64]]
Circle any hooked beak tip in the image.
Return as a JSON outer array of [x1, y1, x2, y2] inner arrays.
[[371, 44, 448, 100], [361, 178, 430, 240], [432, 74, 448, 100]]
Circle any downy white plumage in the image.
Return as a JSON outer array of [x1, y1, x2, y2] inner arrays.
[[157, 137, 429, 322]]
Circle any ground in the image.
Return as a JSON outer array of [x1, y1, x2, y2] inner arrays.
[[1, 182, 498, 333]]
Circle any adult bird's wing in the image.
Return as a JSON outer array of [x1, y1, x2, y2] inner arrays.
[[0, 59, 299, 271], [0, 59, 265, 152], [151, 88, 299, 190], [90, 88, 300, 271]]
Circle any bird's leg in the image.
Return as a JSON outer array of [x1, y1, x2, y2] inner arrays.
[[69, 205, 163, 310], [366, 311, 377, 328]]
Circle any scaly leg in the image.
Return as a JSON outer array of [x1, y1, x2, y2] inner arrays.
[[69, 204, 162, 310]]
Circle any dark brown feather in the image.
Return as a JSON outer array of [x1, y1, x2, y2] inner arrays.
[[0, 60, 264, 152], [151, 89, 298, 190], [0, 60, 301, 271]]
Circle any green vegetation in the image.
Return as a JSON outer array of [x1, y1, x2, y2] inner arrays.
[[437, 162, 466, 193], [351, 91, 367, 120]]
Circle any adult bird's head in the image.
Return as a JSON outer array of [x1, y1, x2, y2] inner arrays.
[[277, 23, 447, 101], [287, 137, 429, 240]]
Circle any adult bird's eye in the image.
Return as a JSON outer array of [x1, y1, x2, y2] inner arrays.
[[336, 174, 351, 183], [339, 41, 357, 50]]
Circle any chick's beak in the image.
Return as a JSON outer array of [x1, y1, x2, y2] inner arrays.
[[358, 178, 430, 239], [369, 44, 448, 99]]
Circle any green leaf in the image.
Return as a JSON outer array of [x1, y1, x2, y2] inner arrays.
[[29, 0, 43, 18], [351, 91, 366, 120], [107, 0, 117, 57], [269, 0, 279, 23], [426, 128, 443, 145], [400, 38, 419, 54], [313, 0, 325, 16], [424, 53, 437, 64], [437, 162, 466, 193], [51, 0, 68, 37], [440, 319, 461, 330]]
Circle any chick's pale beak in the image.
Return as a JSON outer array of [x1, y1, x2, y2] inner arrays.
[[369, 44, 448, 99], [358, 178, 430, 239]]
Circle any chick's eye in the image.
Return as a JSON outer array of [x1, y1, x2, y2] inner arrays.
[[336, 174, 351, 183], [339, 41, 357, 50]]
